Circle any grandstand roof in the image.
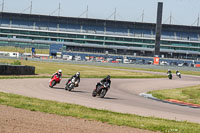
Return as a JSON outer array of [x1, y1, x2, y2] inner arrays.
[[0, 12, 200, 33]]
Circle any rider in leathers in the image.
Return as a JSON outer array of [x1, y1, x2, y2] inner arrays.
[[96, 75, 111, 89], [51, 69, 62, 83], [67, 72, 80, 87], [167, 69, 172, 75]]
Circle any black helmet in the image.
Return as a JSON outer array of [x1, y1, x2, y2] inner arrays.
[[106, 75, 110, 80]]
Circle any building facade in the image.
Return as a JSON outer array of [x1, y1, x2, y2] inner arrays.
[[0, 12, 200, 59]]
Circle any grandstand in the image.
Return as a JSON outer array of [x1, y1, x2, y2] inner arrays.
[[0, 12, 200, 59]]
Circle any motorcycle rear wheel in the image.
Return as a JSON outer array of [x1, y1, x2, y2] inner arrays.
[[92, 90, 97, 97]]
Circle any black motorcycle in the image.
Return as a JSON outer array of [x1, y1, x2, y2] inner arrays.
[[92, 82, 110, 98], [168, 73, 172, 79]]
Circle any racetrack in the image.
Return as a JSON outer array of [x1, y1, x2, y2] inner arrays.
[[0, 73, 200, 123]]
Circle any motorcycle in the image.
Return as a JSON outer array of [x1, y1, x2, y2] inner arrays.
[[92, 82, 110, 98], [65, 77, 78, 91], [168, 73, 172, 79], [49, 75, 61, 88], [176, 72, 181, 78]]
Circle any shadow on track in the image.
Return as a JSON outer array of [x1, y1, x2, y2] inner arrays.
[[101, 97, 120, 100], [51, 87, 64, 90], [67, 90, 89, 93]]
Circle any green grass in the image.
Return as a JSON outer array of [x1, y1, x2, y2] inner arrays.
[[0, 76, 50, 79], [0, 58, 165, 79], [0, 92, 200, 133], [148, 85, 200, 105], [11, 60, 21, 65], [99, 65, 200, 76], [0, 46, 49, 54]]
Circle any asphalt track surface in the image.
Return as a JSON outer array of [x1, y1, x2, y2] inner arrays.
[[0, 73, 200, 123]]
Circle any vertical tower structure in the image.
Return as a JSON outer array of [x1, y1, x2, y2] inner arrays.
[[154, 2, 163, 56]]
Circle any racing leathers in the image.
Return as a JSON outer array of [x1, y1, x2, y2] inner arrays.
[[67, 74, 80, 87]]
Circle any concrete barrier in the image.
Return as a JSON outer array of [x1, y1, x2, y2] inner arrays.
[[0, 65, 35, 75]]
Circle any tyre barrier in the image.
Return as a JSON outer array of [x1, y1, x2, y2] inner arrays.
[[0, 65, 35, 75]]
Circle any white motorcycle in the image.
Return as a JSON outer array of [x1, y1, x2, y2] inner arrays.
[[176, 72, 181, 78], [65, 77, 78, 91]]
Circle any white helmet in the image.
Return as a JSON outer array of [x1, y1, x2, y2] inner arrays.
[[58, 69, 62, 73], [76, 72, 80, 76]]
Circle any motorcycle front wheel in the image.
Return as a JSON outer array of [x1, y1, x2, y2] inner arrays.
[[68, 84, 74, 91], [50, 80, 56, 88], [64, 85, 68, 90], [100, 89, 107, 98]]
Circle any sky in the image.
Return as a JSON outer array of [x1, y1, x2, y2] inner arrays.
[[1, 0, 200, 26]]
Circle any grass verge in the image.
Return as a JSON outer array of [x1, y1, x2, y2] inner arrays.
[[1, 58, 200, 77], [0, 92, 200, 133], [0, 76, 50, 79], [0, 58, 165, 79], [100, 65, 200, 76], [0, 46, 49, 54], [148, 85, 200, 105]]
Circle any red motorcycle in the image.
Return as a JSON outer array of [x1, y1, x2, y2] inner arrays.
[[49, 75, 61, 88]]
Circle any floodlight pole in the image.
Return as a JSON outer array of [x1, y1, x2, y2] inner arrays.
[[30, 1, 32, 14], [154, 2, 163, 57], [86, 5, 88, 18], [114, 8, 116, 20], [2, 0, 4, 12], [169, 12, 172, 24], [58, 3, 60, 16], [141, 10, 144, 22]]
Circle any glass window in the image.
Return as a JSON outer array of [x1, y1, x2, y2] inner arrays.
[[20, 31, 29, 34], [30, 31, 39, 35], [95, 36, 104, 40], [77, 35, 84, 38], [85, 35, 95, 39], [105, 37, 115, 40], [49, 33, 57, 37], [67, 34, 76, 38], [1, 29, 10, 33], [39, 32, 48, 36], [59, 33, 67, 37], [124, 38, 133, 42]]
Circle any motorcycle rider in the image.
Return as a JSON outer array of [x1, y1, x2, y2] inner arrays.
[[176, 70, 181, 78], [176, 70, 180, 75], [167, 69, 172, 75], [67, 72, 80, 87], [51, 69, 62, 83], [96, 75, 111, 89], [167, 69, 172, 79]]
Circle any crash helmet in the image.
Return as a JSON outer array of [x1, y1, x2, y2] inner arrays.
[[106, 75, 110, 80], [76, 72, 80, 77], [58, 69, 62, 74]]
